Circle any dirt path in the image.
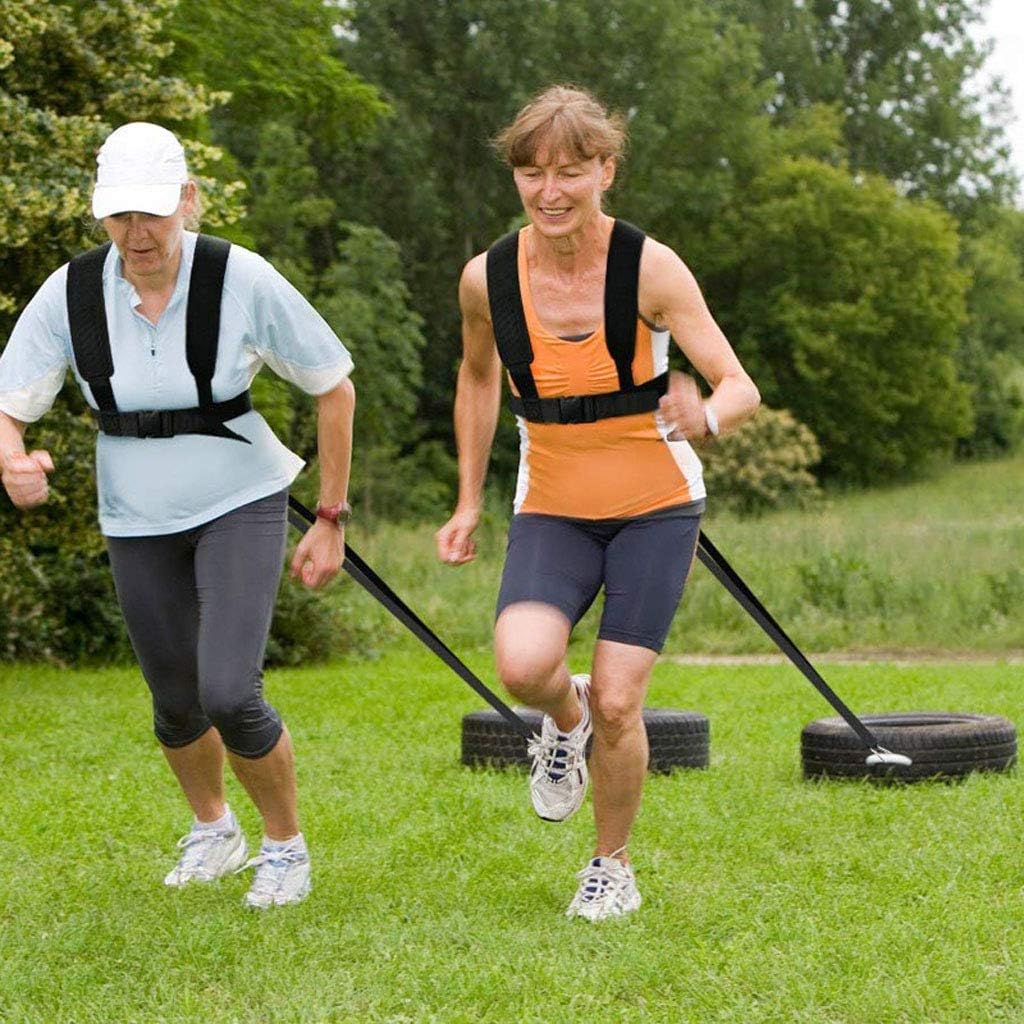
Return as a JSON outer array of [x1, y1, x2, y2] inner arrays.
[[664, 650, 1024, 666]]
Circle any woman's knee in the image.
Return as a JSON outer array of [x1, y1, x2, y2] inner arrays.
[[199, 673, 281, 757], [591, 689, 645, 743], [494, 603, 570, 698]]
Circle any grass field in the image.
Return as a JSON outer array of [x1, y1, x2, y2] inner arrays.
[[2, 650, 1023, 1023], [319, 453, 1024, 660]]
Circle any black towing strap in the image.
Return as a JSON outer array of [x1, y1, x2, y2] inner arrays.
[[695, 531, 885, 753], [287, 496, 533, 739], [287, 497, 888, 755]]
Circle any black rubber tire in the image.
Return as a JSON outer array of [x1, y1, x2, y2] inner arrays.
[[801, 711, 1017, 782], [461, 707, 709, 773]]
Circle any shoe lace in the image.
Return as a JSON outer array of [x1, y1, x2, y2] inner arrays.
[[575, 851, 632, 904], [175, 826, 234, 871], [237, 846, 307, 893], [527, 730, 585, 783]]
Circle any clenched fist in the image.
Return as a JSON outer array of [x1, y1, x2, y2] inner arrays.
[[2, 449, 54, 509]]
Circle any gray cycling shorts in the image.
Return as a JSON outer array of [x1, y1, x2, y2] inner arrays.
[[105, 489, 288, 758], [496, 511, 702, 653]]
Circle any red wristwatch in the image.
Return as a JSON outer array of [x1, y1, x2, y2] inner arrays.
[[314, 501, 353, 526]]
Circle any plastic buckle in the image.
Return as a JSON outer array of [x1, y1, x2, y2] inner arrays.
[[558, 396, 583, 423], [136, 410, 164, 438]]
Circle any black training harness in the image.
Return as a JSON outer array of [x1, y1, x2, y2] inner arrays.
[[65, 234, 252, 444], [485, 218, 668, 424]]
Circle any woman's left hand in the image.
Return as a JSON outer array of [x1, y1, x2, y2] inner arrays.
[[657, 370, 706, 441], [290, 520, 345, 589]]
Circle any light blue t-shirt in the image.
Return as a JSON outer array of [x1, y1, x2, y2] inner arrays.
[[0, 232, 353, 536]]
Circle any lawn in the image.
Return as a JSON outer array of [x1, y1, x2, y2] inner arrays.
[[2, 649, 1022, 1023]]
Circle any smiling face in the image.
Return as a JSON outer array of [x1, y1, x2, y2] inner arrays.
[[101, 182, 195, 285], [512, 149, 616, 240]]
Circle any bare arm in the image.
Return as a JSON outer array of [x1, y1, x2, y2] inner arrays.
[[435, 254, 503, 565], [0, 410, 54, 509], [639, 240, 760, 440], [290, 377, 355, 588]]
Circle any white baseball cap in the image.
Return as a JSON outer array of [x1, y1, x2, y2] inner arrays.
[[91, 122, 189, 219]]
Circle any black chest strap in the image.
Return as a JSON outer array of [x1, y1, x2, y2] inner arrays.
[[486, 219, 666, 423], [66, 234, 251, 443]]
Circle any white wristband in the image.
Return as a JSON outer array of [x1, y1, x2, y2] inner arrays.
[[703, 401, 720, 437]]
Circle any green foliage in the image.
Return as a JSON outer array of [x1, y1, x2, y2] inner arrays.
[[719, 0, 1018, 212], [265, 572, 352, 668], [709, 157, 971, 484], [168, 0, 386, 162], [311, 222, 438, 521], [0, 399, 131, 662], [0, 0, 244, 325], [956, 207, 1024, 457], [955, 340, 1024, 460], [701, 406, 821, 516]]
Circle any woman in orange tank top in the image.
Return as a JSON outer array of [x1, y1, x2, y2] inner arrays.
[[436, 85, 760, 921]]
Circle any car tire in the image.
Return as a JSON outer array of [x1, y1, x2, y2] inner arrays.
[[461, 707, 710, 773], [801, 711, 1017, 782]]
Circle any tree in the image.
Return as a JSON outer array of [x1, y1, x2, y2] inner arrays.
[[956, 206, 1024, 456], [716, 0, 1017, 213], [709, 156, 971, 483]]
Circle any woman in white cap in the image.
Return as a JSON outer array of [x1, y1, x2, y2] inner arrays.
[[0, 122, 356, 909]]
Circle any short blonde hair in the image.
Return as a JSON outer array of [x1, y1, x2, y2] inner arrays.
[[493, 85, 627, 167]]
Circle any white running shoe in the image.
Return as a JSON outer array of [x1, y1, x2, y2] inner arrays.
[[238, 837, 311, 909], [527, 673, 593, 822], [565, 852, 642, 921], [163, 813, 247, 887]]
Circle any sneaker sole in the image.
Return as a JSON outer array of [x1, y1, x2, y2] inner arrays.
[[244, 880, 312, 910]]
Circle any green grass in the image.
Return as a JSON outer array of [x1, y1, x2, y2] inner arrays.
[[329, 453, 1024, 657], [3, 651, 1024, 1023]]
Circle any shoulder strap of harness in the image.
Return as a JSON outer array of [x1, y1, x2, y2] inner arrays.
[[186, 234, 231, 410], [66, 242, 116, 412], [604, 219, 646, 391], [486, 230, 538, 400], [66, 234, 251, 443], [487, 219, 666, 424]]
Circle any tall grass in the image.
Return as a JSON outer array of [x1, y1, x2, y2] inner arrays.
[[326, 454, 1024, 657]]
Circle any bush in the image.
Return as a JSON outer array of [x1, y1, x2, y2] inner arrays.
[[700, 406, 821, 516]]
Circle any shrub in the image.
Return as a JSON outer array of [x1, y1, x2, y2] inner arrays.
[[700, 406, 821, 516]]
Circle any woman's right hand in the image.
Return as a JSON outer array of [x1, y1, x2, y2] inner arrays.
[[435, 506, 481, 565], [2, 449, 54, 509]]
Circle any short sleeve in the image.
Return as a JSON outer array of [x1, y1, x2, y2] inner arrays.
[[242, 253, 354, 395], [0, 266, 71, 422]]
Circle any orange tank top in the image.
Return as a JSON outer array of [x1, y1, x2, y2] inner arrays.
[[510, 226, 705, 519]]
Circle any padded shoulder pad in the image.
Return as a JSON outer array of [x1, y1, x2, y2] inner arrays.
[[66, 242, 115, 382], [604, 220, 646, 390], [186, 234, 231, 409], [486, 230, 537, 399]]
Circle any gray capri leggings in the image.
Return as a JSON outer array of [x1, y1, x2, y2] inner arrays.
[[106, 489, 288, 758]]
